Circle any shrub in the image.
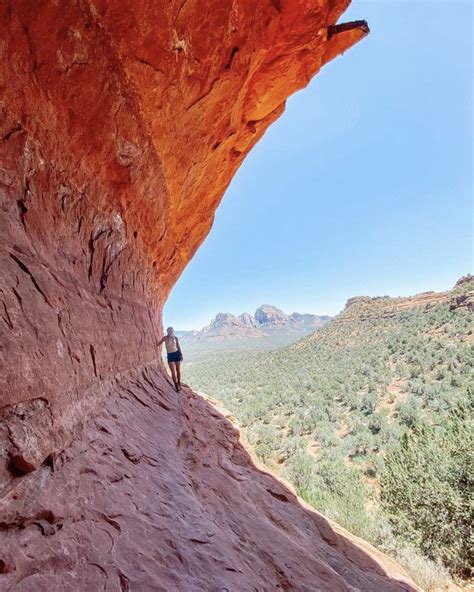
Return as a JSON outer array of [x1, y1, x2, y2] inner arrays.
[[395, 544, 451, 592], [380, 397, 473, 578]]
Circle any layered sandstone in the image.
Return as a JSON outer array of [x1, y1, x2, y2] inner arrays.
[[342, 278, 474, 323], [0, 0, 369, 487], [0, 1, 420, 590]]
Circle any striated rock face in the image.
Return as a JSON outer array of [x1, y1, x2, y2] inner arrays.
[[0, 0, 367, 490], [0, 1, 419, 590], [238, 311, 258, 329]]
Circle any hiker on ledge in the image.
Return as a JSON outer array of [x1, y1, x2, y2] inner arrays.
[[159, 327, 183, 392]]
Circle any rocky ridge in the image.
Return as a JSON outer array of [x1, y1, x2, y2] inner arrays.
[[199, 304, 330, 337], [342, 278, 474, 320]]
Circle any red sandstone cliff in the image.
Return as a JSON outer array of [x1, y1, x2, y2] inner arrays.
[[0, 1, 419, 590]]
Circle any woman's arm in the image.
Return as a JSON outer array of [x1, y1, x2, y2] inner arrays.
[[176, 337, 183, 360]]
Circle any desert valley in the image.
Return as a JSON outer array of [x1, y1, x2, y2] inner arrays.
[[180, 277, 473, 590]]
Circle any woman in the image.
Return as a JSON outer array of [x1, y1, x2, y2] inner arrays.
[[159, 327, 183, 392]]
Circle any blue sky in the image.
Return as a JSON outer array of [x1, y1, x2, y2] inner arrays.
[[165, 1, 473, 331]]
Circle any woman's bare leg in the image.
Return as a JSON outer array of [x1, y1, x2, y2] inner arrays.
[[176, 361, 181, 387], [168, 362, 178, 389]]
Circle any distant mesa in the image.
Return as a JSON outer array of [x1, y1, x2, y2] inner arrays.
[[184, 304, 330, 339], [202, 312, 246, 335], [254, 304, 288, 326], [342, 275, 474, 317], [344, 276, 474, 311]]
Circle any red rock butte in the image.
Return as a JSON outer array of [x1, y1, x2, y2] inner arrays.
[[0, 1, 419, 590]]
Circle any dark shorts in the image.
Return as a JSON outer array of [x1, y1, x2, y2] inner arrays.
[[167, 350, 182, 363]]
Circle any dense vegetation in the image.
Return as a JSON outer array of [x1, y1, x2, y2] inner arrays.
[[381, 397, 472, 579], [184, 280, 473, 588]]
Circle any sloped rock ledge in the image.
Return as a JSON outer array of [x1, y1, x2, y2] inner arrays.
[[1, 365, 418, 591]]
